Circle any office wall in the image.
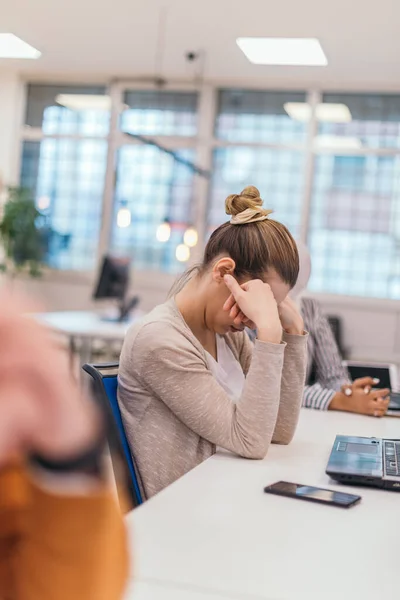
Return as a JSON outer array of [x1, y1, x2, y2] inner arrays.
[[307, 293, 400, 365], [0, 75, 398, 366], [0, 72, 22, 186]]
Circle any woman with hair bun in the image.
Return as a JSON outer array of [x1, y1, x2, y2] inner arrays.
[[118, 186, 308, 499]]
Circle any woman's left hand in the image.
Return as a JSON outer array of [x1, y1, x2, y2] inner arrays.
[[278, 297, 304, 335]]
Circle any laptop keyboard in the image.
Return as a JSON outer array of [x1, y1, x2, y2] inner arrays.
[[384, 441, 400, 477]]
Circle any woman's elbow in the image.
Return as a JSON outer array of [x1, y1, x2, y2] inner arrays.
[[272, 430, 295, 445], [249, 447, 269, 460], [240, 437, 271, 460]]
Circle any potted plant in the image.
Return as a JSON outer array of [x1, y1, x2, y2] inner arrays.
[[0, 186, 47, 278]]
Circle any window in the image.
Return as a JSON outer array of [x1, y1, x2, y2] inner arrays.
[[318, 93, 400, 149], [20, 85, 109, 270], [216, 89, 307, 144], [209, 147, 305, 236], [20, 139, 107, 270], [18, 84, 400, 300], [210, 90, 307, 239], [25, 84, 110, 135], [121, 90, 198, 136], [111, 145, 195, 274], [309, 93, 400, 299], [111, 89, 199, 274], [308, 154, 400, 298]]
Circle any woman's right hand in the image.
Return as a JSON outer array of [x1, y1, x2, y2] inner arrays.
[[223, 275, 282, 344]]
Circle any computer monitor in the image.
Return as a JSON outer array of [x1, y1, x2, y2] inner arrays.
[[93, 255, 130, 301], [93, 255, 139, 321]]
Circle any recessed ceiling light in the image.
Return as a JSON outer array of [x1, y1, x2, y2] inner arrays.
[[55, 94, 111, 111], [236, 37, 327, 66], [284, 102, 352, 122], [0, 34, 41, 59], [314, 135, 362, 150]]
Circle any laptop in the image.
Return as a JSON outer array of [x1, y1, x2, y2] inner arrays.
[[388, 392, 400, 415], [326, 435, 400, 491], [343, 361, 400, 415]]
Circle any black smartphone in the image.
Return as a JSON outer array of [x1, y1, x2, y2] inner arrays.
[[264, 481, 361, 508]]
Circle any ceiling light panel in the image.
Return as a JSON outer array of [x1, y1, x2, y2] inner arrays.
[[0, 34, 41, 59], [236, 37, 328, 67]]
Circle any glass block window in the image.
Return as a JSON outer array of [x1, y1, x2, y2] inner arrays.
[[209, 147, 305, 236], [20, 139, 107, 270], [308, 154, 400, 298], [120, 90, 198, 136], [111, 145, 194, 274], [215, 89, 307, 144], [25, 84, 110, 136], [318, 93, 400, 149]]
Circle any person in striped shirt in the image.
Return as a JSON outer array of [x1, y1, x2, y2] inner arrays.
[[293, 242, 390, 416]]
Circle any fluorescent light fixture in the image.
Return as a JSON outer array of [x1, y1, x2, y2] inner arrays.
[[236, 37, 327, 66], [55, 94, 111, 111], [314, 135, 362, 150], [0, 34, 41, 59], [284, 102, 352, 123]]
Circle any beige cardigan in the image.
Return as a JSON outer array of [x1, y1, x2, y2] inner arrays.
[[118, 298, 308, 499]]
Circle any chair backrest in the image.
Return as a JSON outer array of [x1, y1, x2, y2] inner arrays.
[[82, 362, 143, 507], [308, 315, 346, 385], [326, 315, 346, 359]]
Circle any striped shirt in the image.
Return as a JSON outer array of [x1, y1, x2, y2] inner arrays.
[[301, 297, 349, 410]]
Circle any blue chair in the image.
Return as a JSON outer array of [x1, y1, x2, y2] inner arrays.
[[82, 362, 143, 507]]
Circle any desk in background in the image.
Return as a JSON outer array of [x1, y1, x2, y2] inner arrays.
[[126, 409, 399, 600], [34, 310, 143, 365]]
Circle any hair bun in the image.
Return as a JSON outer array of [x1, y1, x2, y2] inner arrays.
[[225, 185, 273, 225], [225, 185, 262, 217]]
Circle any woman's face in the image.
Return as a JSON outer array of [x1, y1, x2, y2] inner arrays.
[[206, 261, 291, 335]]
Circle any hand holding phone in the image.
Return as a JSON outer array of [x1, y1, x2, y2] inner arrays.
[[264, 481, 361, 508]]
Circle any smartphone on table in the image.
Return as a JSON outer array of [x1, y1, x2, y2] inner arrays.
[[264, 481, 361, 509]]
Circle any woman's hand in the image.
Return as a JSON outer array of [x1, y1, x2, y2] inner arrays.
[[223, 275, 282, 344], [330, 376, 390, 417], [0, 291, 100, 465], [278, 296, 304, 335]]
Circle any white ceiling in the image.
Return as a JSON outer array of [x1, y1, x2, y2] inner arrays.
[[1, 0, 400, 89]]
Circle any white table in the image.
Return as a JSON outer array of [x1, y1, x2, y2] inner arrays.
[[34, 310, 142, 365], [124, 580, 267, 600], [126, 409, 400, 600]]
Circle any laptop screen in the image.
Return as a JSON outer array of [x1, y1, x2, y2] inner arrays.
[[347, 365, 392, 389]]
